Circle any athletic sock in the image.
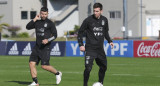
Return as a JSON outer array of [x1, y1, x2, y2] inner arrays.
[[32, 77, 38, 84], [55, 71, 60, 75]]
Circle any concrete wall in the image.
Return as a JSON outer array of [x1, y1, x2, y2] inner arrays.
[[12, 0, 41, 36], [48, 0, 79, 37], [142, 0, 160, 37], [0, 0, 13, 25], [79, 0, 139, 38]]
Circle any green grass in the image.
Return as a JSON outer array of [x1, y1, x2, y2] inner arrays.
[[0, 56, 160, 86]]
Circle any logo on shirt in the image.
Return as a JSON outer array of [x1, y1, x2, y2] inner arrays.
[[85, 56, 90, 64], [93, 27, 103, 36], [39, 28, 44, 32], [102, 20, 105, 25], [22, 43, 32, 55], [8, 43, 19, 55], [37, 28, 45, 36], [50, 43, 61, 56], [44, 23, 48, 28], [93, 27, 103, 31]]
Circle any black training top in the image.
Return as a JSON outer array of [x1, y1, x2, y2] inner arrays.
[[26, 18, 57, 48], [77, 15, 112, 51]]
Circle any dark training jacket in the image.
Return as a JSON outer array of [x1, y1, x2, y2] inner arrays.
[[77, 15, 112, 51], [26, 18, 57, 48]]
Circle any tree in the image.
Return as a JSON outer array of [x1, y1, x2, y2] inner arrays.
[[0, 15, 10, 32], [0, 15, 10, 41]]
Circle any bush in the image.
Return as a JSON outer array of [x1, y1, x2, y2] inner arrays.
[[2, 34, 9, 38], [74, 25, 80, 34], [17, 32, 29, 38], [69, 31, 75, 35]]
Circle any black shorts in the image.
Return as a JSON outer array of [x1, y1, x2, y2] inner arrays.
[[85, 50, 107, 68], [29, 46, 51, 65]]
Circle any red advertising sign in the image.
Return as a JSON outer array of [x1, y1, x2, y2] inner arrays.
[[134, 41, 160, 57]]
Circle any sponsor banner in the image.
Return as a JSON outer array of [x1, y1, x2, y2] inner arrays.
[[66, 40, 133, 57], [134, 41, 160, 57], [50, 41, 66, 56], [6, 41, 65, 56], [66, 41, 84, 57], [104, 40, 133, 57], [21, 42, 35, 55], [6, 42, 35, 56], [0, 42, 7, 55]]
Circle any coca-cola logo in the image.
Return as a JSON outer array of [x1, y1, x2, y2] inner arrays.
[[137, 42, 160, 57]]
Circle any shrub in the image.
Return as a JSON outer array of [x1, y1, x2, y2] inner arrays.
[[17, 32, 29, 38], [2, 34, 9, 38]]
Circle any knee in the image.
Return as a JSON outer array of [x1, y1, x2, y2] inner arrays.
[[100, 66, 107, 71], [85, 66, 92, 72], [29, 62, 35, 67], [41, 65, 47, 69]]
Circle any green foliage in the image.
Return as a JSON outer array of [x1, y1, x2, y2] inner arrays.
[[64, 25, 80, 36], [2, 34, 9, 38], [74, 25, 80, 33], [0, 15, 10, 32], [69, 30, 75, 35], [17, 32, 29, 38]]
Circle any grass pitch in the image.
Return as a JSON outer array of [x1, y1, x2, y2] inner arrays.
[[0, 56, 160, 86]]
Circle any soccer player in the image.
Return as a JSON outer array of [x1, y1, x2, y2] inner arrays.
[[77, 3, 114, 86], [26, 7, 62, 86]]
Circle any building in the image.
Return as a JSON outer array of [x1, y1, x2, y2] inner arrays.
[[1, 0, 160, 38], [47, 0, 78, 37], [79, 0, 160, 39], [0, 0, 78, 37], [0, 0, 41, 36]]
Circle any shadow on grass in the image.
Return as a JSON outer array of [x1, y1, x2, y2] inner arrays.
[[6, 81, 31, 85], [6, 81, 57, 86]]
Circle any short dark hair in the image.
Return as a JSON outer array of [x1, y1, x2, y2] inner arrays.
[[93, 3, 103, 10], [40, 7, 48, 12]]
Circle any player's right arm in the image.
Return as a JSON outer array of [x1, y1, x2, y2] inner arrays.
[[77, 19, 87, 52], [26, 14, 40, 30]]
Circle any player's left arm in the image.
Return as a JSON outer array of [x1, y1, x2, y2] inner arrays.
[[42, 22, 57, 45], [104, 18, 114, 48]]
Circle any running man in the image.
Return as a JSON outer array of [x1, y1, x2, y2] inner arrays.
[[26, 7, 62, 86]]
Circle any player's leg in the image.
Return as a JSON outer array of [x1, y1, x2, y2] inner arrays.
[[95, 53, 107, 84], [84, 51, 96, 86], [28, 46, 40, 86], [29, 61, 37, 78], [40, 48, 62, 84], [29, 61, 39, 86], [41, 65, 58, 74]]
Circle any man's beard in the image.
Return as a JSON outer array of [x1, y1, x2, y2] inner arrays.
[[41, 17, 47, 20]]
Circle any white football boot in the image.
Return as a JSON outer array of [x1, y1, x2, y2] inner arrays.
[[56, 71, 62, 84], [28, 82, 39, 86]]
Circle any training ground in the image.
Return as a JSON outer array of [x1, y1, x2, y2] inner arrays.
[[0, 56, 160, 86]]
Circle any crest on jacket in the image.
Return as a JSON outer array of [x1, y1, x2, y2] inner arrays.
[[102, 20, 105, 25], [44, 23, 48, 27]]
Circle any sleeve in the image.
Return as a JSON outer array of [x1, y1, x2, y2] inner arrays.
[[77, 19, 88, 47], [104, 18, 113, 43], [48, 22, 57, 42], [26, 20, 36, 30]]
